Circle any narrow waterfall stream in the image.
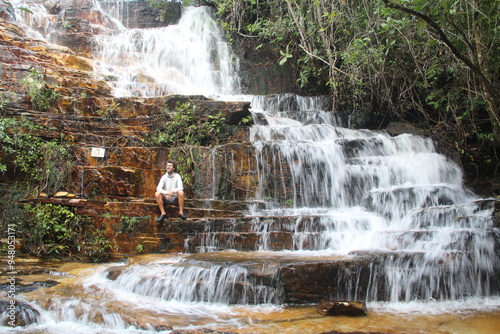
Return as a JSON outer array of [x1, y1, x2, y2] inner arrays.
[[2, 1, 500, 333], [93, 3, 241, 98]]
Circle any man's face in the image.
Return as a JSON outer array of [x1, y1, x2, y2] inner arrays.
[[166, 163, 174, 173]]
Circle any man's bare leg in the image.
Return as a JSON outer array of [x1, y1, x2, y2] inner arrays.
[[155, 191, 167, 215], [177, 190, 185, 214], [177, 190, 186, 220], [155, 191, 167, 222]]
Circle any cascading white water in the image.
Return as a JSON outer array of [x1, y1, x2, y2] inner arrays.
[[96, 0, 136, 28], [11, 0, 241, 98], [10, 1, 56, 41], [93, 2, 241, 98], [109, 259, 281, 305], [251, 93, 344, 126], [248, 94, 498, 302]]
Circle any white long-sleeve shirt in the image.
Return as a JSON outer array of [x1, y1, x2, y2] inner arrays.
[[156, 172, 183, 195]]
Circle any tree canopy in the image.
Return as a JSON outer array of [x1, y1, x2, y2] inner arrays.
[[211, 0, 499, 161]]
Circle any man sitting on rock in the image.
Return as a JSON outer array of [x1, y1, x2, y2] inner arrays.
[[155, 160, 186, 222]]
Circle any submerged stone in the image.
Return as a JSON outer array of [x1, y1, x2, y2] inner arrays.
[[317, 300, 367, 317]]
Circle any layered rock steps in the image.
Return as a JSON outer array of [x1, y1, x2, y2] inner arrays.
[[26, 195, 325, 254]]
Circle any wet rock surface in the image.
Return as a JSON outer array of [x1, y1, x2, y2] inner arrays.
[[0, 8, 256, 256], [317, 300, 367, 317], [0, 298, 42, 327], [1, 254, 499, 333]]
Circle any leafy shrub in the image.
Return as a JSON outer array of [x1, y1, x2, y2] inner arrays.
[[20, 68, 60, 112], [22, 203, 113, 262], [119, 215, 141, 233], [0, 117, 74, 194], [143, 102, 231, 147]]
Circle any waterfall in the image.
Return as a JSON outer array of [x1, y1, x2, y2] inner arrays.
[[92, 3, 241, 98], [248, 94, 499, 302], [11, 1, 240, 98], [95, 0, 136, 28], [10, 1, 56, 41], [109, 258, 282, 305], [2, 1, 499, 332], [251, 93, 344, 126]]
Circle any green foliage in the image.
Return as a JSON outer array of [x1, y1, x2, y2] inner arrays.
[[135, 243, 144, 253], [239, 115, 253, 125], [279, 45, 293, 65], [0, 93, 7, 109], [145, 0, 182, 22], [144, 102, 231, 147], [0, 117, 74, 194], [20, 68, 60, 112], [169, 146, 199, 197], [0, 117, 40, 174], [22, 203, 112, 261], [213, 0, 498, 145], [213, 0, 336, 93], [380, 0, 499, 140], [141, 101, 235, 196], [0, 183, 31, 241], [0, 0, 32, 19], [119, 215, 140, 233]]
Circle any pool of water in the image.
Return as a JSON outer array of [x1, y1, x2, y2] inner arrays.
[[2, 255, 499, 334]]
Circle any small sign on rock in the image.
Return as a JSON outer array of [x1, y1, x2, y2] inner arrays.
[[91, 147, 106, 158]]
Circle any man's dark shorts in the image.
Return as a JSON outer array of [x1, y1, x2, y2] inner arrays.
[[162, 194, 178, 205]]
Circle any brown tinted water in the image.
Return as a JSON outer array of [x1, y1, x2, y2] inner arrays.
[[2, 255, 499, 334]]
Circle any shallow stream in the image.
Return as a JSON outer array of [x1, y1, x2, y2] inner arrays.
[[2, 255, 500, 333]]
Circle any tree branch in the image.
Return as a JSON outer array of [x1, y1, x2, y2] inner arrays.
[[381, 0, 500, 139], [381, 0, 492, 92], [298, 44, 353, 78]]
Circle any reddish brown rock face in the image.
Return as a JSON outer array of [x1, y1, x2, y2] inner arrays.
[[0, 2, 263, 258]]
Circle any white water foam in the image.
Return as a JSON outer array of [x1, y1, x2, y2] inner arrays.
[[92, 5, 240, 97], [247, 95, 498, 305]]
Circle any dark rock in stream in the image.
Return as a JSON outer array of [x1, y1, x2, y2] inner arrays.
[[0, 298, 42, 326], [105, 265, 126, 280], [385, 122, 428, 137], [493, 199, 500, 228], [317, 299, 367, 316], [0, 280, 59, 294]]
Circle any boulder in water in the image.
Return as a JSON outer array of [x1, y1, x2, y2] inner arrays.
[[0, 298, 42, 326], [105, 265, 126, 281], [385, 121, 428, 137], [317, 300, 367, 317]]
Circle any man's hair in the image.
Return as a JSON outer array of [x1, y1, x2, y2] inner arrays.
[[166, 160, 177, 171]]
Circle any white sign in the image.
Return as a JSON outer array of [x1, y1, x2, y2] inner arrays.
[[91, 147, 106, 158]]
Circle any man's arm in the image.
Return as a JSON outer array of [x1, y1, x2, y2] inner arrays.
[[170, 174, 183, 193], [156, 174, 168, 195]]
